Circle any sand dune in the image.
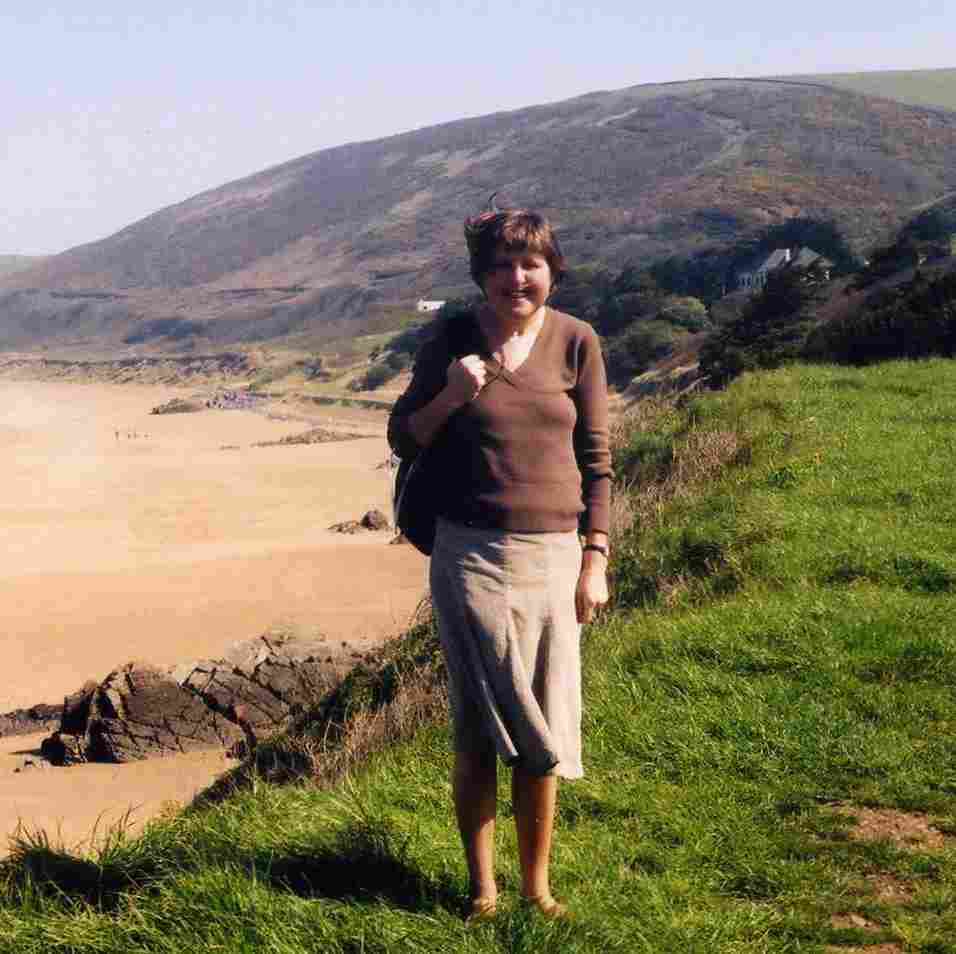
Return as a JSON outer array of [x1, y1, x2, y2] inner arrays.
[[0, 381, 427, 852]]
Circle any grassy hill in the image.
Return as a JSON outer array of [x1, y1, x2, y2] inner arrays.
[[0, 256, 43, 280], [4, 72, 956, 356], [785, 67, 956, 113], [4, 358, 956, 952]]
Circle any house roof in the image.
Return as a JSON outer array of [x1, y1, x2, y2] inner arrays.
[[739, 248, 790, 275], [738, 246, 834, 277], [790, 247, 834, 270]]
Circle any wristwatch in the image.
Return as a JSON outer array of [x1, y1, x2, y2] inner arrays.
[[582, 543, 609, 557]]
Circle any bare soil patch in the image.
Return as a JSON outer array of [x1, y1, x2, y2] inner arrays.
[[841, 805, 948, 852], [825, 946, 902, 954], [867, 872, 915, 904], [829, 912, 881, 933]]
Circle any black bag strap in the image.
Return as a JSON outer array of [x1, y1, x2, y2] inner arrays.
[[443, 310, 504, 382]]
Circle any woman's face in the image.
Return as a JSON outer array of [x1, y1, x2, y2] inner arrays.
[[482, 244, 552, 324]]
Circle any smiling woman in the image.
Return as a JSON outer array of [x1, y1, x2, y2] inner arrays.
[[387, 204, 612, 920]]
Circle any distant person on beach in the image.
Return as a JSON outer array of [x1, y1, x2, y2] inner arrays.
[[388, 205, 611, 920]]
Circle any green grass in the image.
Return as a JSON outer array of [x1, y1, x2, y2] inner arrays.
[[783, 67, 956, 113], [0, 255, 42, 279], [4, 359, 956, 952]]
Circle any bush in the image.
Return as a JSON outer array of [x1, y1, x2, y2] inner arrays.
[[656, 295, 710, 332], [604, 321, 680, 386], [699, 267, 824, 385], [807, 268, 956, 364], [349, 362, 400, 392]]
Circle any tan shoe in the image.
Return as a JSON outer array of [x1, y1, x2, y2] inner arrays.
[[521, 894, 569, 919], [465, 896, 498, 923]]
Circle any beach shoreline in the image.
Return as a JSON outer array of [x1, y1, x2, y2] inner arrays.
[[0, 379, 425, 852]]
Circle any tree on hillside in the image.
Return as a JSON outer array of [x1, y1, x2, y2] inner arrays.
[[699, 265, 827, 386], [807, 268, 956, 364], [901, 200, 956, 245], [656, 295, 710, 332], [549, 265, 611, 320], [603, 320, 685, 387], [651, 217, 858, 305]]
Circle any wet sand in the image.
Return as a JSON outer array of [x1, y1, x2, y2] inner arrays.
[[0, 381, 427, 853]]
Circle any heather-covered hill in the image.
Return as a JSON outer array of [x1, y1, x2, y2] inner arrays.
[[4, 75, 956, 354]]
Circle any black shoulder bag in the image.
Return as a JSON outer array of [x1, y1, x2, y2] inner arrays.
[[392, 315, 486, 555]]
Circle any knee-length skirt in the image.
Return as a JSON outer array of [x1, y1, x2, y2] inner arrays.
[[429, 518, 583, 779]]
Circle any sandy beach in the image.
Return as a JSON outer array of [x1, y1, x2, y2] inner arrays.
[[0, 380, 426, 852]]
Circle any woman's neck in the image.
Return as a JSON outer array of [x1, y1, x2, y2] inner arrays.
[[479, 303, 547, 346]]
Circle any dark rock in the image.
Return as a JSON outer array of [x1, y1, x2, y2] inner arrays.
[[55, 632, 357, 763], [61, 682, 96, 735], [150, 397, 203, 415], [40, 732, 69, 766], [360, 509, 390, 531], [83, 663, 244, 762], [328, 520, 362, 533], [0, 702, 62, 738], [254, 426, 362, 447]]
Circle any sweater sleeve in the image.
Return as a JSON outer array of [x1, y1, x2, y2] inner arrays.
[[387, 332, 450, 460], [572, 324, 613, 535]]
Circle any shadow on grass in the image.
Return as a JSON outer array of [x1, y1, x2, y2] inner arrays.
[[260, 821, 462, 915], [0, 840, 159, 910], [1, 820, 461, 917]]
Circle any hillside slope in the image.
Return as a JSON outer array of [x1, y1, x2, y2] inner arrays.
[[785, 66, 956, 113], [3, 360, 956, 951], [4, 75, 956, 355], [0, 256, 43, 280]]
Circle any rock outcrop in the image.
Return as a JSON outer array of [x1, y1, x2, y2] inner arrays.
[[329, 509, 391, 534], [0, 703, 61, 738], [46, 630, 365, 765]]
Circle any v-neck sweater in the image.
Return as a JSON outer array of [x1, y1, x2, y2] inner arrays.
[[388, 308, 612, 534]]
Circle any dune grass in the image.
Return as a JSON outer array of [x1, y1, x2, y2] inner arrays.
[[3, 359, 956, 952]]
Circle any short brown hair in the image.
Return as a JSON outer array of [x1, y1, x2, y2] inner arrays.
[[464, 208, 567, 290]]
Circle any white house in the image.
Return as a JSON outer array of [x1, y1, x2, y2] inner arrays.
[[736, 248, 792, 292], [416, 299, 446, 313], [736, 247, 834, 293]]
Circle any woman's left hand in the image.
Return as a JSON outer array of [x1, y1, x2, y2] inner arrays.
[[575, 563, 609, 625]]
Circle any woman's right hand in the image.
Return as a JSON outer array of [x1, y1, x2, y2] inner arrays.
[[445, 354, 487, 406]]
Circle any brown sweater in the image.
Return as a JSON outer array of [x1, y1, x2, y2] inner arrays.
[[388, 308, 612, 534]]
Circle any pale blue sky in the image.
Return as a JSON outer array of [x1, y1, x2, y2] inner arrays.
[[2, 0, 953, 255]]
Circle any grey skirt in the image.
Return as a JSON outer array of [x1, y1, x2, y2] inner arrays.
[[429, 518, 583, 779]]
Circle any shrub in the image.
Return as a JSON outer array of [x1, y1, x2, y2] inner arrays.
[[699, 267, 824, 385], [807, 268, 956, 364], [604, 321, 680, 386], [349, 362, 399, 392], [657, 295, 710, 332]]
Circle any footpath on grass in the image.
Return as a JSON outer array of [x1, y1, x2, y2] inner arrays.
[[2, 360, 956, 953]]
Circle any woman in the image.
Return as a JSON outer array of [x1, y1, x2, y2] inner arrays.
[[388, 207, 611, 920]]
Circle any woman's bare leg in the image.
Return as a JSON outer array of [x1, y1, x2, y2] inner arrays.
[[511, 766, 558, 900], [453, 750, 498, 901]]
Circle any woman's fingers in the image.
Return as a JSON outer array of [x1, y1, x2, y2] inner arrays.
[[447, 354, 486, 402], [575, 568, 608, 624]]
